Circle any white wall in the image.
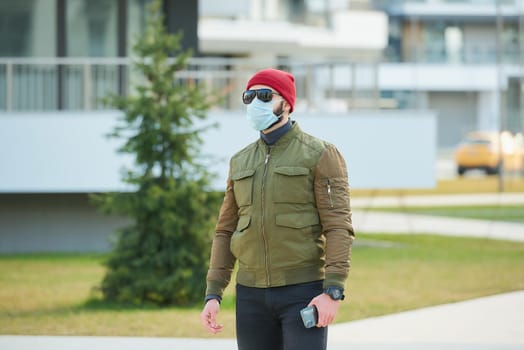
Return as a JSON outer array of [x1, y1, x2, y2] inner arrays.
[[198, 11, 387, 56], [0, 110, 437, 192], [0, 111, 133, 193], [477, 91, 500, 131], [0, 193, 130, 253], [379, 64, 503, 91], [427, 91, 477, 148]]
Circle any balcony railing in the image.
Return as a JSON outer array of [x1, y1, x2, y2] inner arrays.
[[0, 56, 521, 112], [384, 47, 521, 64], [0, 57, 387, 112], [372, 0, 521, 11], [0, 58, 127, 112]]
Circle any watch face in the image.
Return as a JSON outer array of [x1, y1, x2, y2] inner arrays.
[[325, 287, 344, 300], [332, 289, 341, 299]]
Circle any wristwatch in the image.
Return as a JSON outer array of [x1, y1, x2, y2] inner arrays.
[[324, 286, 345, 301]]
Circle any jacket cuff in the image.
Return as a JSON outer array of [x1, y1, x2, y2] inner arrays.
[[205, 280, 225, 298], [323, 273, 346, 290], [205, 294, 222, 304]]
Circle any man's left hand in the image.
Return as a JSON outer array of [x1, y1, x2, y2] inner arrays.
[[308, 293, 341, 328]]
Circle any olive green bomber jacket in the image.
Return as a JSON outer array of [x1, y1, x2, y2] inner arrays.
[[206, 122, 354, 298]]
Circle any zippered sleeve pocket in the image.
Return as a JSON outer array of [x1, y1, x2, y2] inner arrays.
[[316, 177, 349, 210]]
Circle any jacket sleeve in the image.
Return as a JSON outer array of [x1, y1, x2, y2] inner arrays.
[[314, 144, 355, 290], [205, 164, 238, 298]]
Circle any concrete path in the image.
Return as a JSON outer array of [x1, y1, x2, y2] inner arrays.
[[353, 210, 524, 242], [2, 291, 523, 350], [350, 193, 524, 242], [351, 193, 524, 208], [0, 336, 236, 350], [329, 290, 524, 350]]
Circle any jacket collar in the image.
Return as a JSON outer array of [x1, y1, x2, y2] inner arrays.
[[258, 121, 301, 149], [260, 119, 292, 145]]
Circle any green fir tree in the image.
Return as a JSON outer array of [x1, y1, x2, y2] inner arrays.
[[92, 0, 221, 306]]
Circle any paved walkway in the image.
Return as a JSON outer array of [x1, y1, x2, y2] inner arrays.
[[2, 291, 523, 350], [351, 193, 524, 208], [329, 290, 524, 350], [351, 193, 524, 242], [353, 210, 524, 241]]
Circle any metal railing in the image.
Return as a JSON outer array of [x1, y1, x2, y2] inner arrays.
[[384, 47, 521, 64], [372, 0, 520, 10], [0, 56, 522, 113], [0, 58, 128, 112], [0, 57, 386, 112]]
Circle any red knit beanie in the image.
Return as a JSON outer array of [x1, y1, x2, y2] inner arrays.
[[246, 68, 296, 113]]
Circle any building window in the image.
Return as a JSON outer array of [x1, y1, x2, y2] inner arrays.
[[0, 0, 56, 57], [385, 17, 402, 62], [502, 23, 518, 64], [127, 0, 152, 55], [66, 0, 117, 57], [423, 21, 447, 63], [445, 26, 463, 63], [380, 90, 420, 109]]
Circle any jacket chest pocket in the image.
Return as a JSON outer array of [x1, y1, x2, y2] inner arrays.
[[273, 166, 313, 204], [231, 169, 256, 207]]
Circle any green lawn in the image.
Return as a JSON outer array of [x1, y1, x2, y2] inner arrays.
[[1, 234, 523, 338], [368, 205, 524, 223]]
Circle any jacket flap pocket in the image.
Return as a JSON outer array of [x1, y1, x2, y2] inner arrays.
[[274, 166, 309, 176], [231, 169, 256, 181], [276, 212, 319, 229], [236, 215, 251, 231]]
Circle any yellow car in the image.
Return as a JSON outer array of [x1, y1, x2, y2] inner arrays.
[[454, 131, 524, 176]]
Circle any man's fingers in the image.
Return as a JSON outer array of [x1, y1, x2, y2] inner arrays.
[[206, 313, 223, 334], [211, 324, 223, 333], [200, 310, 211, 327], [209, 312, 218, 328], [200, 304, 223, 334]]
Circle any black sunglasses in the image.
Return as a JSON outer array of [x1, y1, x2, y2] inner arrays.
[[242, 88, 280, 104]]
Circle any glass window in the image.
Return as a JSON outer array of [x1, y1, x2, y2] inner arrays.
[[385, 18, 402, 62], [380, 90, 420, 109], [127, 0, 152, 55], [66, 0, 117, 57], [0, 0, 56, 57], [445, 26, 463, 63], [423, 21, 446, 63], [199, 0, 249, 19], [502, 23, 518, 64]]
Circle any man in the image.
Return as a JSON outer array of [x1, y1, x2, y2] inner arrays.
[[200, 68, 354, 350]]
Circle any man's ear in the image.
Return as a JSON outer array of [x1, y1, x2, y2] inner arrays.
[[283, 100, 291, 113]]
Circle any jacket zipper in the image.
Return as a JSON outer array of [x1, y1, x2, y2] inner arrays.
[[261, 146, 271, 285], [327, 178, 334, 209]]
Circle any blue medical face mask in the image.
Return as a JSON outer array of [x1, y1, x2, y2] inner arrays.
[[246, 98, 282, 131]]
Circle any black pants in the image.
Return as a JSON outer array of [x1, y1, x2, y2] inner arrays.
[[236, 281, 327, 350]]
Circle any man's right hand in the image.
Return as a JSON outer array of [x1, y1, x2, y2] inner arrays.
[[200, 299, 223, 334]]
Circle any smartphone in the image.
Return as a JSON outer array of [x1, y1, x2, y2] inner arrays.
[[300, 305, 318, 329]]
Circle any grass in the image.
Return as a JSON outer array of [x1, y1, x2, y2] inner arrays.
[[351, 176, 524, 197], [1, 234, 523, 338], [367, 205, 524, 223]]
